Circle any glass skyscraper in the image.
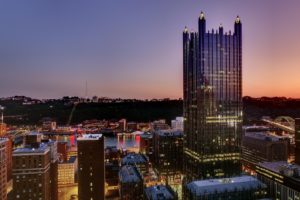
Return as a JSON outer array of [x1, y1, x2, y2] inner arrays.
[[183, 12, 242, 181]]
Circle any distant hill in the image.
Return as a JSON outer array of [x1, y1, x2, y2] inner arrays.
[[2, 96, 300, 125]]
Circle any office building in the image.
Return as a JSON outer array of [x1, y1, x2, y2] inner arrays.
[[140, 132, 154, 161], [58, 156, 77, 186], [144, 185, 178, 200], [153, 129, 183, 172], [121, 153, 149, 173], [105, 146, 121, 198], [78, 134, 105, 200], [183, 12, 242, 181], [242, 126, 289, 171], [119, 165, 143, 200], [43, 139, 58, 200], [0, 139, 7, 200], [171, 117, 184, 131], [256, 161, 300, 200], [12, 143, 51, 200], [151, 120, 170, 131], [295, 118, 300, 165], [183, 175, 267, 200]]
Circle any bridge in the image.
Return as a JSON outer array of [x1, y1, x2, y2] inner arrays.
[[262, 116, 295, 134]]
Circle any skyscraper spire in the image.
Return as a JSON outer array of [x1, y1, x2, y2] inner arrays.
[[199, 11, 205, 20], [235, 15, 241, 23]]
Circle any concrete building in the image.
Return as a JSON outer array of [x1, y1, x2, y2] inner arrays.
[[256, 161, 300, 200], [171, 117, 184, 131], [183, 176, 267, 200], [78, 134, 105, 200], [144, 185, 178, 200], [12, 143, 51, 200], [119, 165, 143, 200], [0, 139, 7, 200], [242, 126, 289, 171], [58, 156, 77, 186]]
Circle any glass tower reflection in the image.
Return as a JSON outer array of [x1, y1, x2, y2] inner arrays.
[[183, 12, 242, 181]]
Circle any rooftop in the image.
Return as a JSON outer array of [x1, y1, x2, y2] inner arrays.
[[77, 133, 102, 141], [155, 129, 183, 137], [121, 153, 148, 165], [13, 143, 49, 155], [258, 161, 300, 181], [186, 176, 266, 196], [145, 185, 176, 200], [244, 131, 287, 142], [119, 165, 142, 183]]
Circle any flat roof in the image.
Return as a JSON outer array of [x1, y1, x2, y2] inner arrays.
[[121, 153, 148, 165], [155, 129, 183, 137], [186, 175, 266, 196], [119, 165, 142, 183], [244, 131, 287, 142], [145, 185, 175, 200], [13, 143, 49, 155], [77, 134, 102, 141], [258, 161, 300, 180]]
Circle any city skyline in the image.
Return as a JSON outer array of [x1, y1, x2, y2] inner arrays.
[[1, 0, 300, 99]]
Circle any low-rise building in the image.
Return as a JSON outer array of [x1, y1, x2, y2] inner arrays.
[[183, 176, 268, 200], [256, 161, 300, 200], [144, 185, 178, 200], [242, 126, 289, 171], [119, 165, 143, 200]]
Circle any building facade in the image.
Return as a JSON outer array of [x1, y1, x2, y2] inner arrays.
[[295, 118, 300, 165], [119, 165, 144, 200], [256, 161, 300, 200], [0, 139, 7, 200], [12, 144, 51, 200], [242, 127, 289, 171], [183, 176, 267, 200], [78, 134, 105, 200], [183, 12, 242, 181]]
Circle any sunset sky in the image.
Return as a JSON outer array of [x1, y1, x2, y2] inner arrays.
[[1, 0, 300, 99]]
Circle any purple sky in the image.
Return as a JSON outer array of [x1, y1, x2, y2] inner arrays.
[[1, 0, 300, 99]]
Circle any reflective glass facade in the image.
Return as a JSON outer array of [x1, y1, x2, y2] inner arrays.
[[183, 12, 242, 181]]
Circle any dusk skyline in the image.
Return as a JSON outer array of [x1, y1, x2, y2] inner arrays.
[[1, 0, 300, 99]]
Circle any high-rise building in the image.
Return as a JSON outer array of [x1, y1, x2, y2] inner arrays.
[[183, 12, 242, 181], [78, 134, 105, 200], [12, 143, 51, 200], [0, 138, 7, 200]]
